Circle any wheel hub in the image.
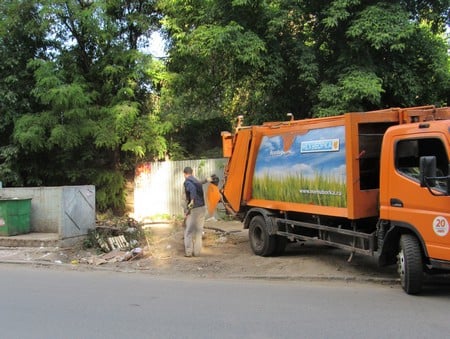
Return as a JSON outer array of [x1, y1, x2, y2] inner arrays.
[[397, 250, 406, 283]]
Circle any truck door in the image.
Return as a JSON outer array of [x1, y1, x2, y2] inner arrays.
[[387, 136, 450, 261], [222, 129, 253, 213]]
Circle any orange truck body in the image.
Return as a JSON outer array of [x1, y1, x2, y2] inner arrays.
[[214, 106, 450, 294]]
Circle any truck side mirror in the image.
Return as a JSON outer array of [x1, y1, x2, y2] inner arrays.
[[419, 156, 436, 187]]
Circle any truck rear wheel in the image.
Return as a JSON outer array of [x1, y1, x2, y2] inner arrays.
[[249, 216, 275, 256], [397, 234, 424, 295]]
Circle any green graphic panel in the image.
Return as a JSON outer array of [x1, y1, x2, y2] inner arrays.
[[253, 126, 347, 207]]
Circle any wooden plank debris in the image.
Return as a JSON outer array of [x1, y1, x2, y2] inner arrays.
[[107, 235, 129, 250]]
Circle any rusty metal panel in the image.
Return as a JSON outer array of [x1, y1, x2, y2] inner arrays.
[[134, 159, 226, 220]]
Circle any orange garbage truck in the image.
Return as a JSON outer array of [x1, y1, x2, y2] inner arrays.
[[207, 106, 450, 294]]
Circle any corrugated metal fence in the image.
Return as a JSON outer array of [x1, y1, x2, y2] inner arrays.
[[134, 158, 227, 221]]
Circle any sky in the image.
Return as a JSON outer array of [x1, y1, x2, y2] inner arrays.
[[254, 126, 347, 181], [144, 31, 167, 58]]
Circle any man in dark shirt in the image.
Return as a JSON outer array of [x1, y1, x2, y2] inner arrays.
[[183, 167, 207, 257]]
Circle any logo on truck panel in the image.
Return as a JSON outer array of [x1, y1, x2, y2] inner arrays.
[[253, 126, 347, 207], [300, 139, 340, 153]]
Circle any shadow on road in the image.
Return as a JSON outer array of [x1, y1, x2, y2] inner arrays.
[[283, 241, 397, 275], [282, 241, 450, 294], [420, 275, 450, 297]]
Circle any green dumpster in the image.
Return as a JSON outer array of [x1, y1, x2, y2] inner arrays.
[[0, 198, 32, 236]]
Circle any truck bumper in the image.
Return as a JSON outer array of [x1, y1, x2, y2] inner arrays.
[[428, 259, 450, 271]]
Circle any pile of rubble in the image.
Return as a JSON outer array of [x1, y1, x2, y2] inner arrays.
[[80, 216, 152, 265]]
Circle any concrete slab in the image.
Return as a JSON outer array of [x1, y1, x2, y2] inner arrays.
[[0, 233, 59, 247]]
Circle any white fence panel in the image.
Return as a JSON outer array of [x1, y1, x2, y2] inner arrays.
[[133, 159, 226, 221]]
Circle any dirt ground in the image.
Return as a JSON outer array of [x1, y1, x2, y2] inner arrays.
[[0, 218, 401, 284], [57, 218, 398, 283]]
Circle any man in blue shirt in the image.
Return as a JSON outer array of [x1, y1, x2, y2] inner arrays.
[[183, 167, 208, 257]]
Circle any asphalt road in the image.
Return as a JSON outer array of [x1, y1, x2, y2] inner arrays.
[[1, 265, 450, 339]]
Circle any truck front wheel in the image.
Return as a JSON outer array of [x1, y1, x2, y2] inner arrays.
[[273, 236, 287, 256], [397, 234, 424, 294], [249, 216, 275, 256]]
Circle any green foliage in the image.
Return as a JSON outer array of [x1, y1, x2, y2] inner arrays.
[[401, 0, 450, 32], [316, 70, 384, 116], [0, 145, 21, 185], [160, 0, 449, 127], [322, 0, 361, 28], [166, 117, 231, 159], [0, 0, 46, 147], [13, 114, 49, 152], [94, 170, 126, 213], [159, 0, 269, 122], [0, 0, 167, 213], [347, 4, 414, 51], [379, 25, 450, 106], [180, 22, 266, 67]]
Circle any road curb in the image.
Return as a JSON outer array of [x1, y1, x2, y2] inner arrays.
[[0, 258, 400, 285], [234, 274, 400, 284]]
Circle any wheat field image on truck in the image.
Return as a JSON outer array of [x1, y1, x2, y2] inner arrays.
[[252, 126, 347, 207]]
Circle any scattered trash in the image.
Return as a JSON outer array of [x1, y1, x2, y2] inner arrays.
[[95, 234, 110, 252], [216, 236, 228, 243], [132, 247, 143, 255], [126, 247, 144, 261], [79, 246, 145, 265], [89, 216, 147, 254], [102, 249, 123, 260]]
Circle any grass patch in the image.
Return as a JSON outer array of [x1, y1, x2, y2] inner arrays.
[[253, 172, 346, 207]]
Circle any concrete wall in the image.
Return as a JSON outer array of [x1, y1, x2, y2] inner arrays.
[[0, 186, 95, 239]]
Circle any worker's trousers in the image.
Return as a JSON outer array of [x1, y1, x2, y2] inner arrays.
[[184, 206, 206, 256]]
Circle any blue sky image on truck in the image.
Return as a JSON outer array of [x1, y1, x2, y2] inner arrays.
[[252, 126, 347, 207]]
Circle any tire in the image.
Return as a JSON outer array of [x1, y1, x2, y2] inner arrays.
[[397, 234, 424, 295], [272, 236, 287, 256], [249, 215, 275, 256]]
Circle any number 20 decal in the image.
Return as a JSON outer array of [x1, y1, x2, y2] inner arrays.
[[433, 216, 449, 237]]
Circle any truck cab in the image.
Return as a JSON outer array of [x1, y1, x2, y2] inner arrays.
[[378, 119, 450, 292]]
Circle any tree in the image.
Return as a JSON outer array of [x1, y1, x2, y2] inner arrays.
[[0, 0, 48, 184], [159, 0, 449, 124], [159, 0, 270, 125], [1, 0, 167, 213], [314, 1, 450, 115]]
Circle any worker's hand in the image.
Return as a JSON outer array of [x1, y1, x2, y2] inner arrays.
[[187, 200, 194, 209]]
